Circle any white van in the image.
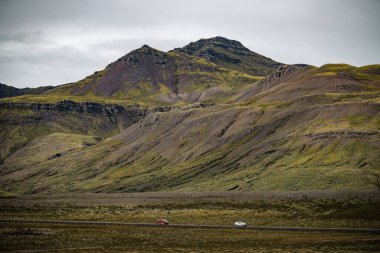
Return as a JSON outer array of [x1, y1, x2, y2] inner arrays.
[[234, 221, 247, 227]]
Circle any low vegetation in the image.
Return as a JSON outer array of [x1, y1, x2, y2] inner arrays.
[[2, 223, 379, 253], [1, 193, 379, 252]]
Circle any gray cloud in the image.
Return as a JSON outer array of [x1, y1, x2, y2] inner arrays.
[[0, 0, 379, 88]]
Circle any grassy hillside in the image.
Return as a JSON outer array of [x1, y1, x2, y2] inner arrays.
[[1, 64, 379, 194]]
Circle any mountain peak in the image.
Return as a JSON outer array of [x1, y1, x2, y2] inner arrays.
[[132, 44, 163, 55], [175, 36, 249, 54], [200, 36, 248, 50], [107, 45, 166, 68], [174, 37, 281, 76], [137, 44, 155, 51]]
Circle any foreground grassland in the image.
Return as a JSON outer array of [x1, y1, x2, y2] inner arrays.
[[0, 192, 379, 252], [1, 192, 380, 227], [1, 199, 380, 228], [1, 223, 380, 253]]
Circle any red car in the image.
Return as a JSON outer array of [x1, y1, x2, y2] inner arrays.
[[156, 219, 169, 225]]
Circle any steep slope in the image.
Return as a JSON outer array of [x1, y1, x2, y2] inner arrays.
[[2, 45, 260, 106], [173, 36, 282, 76], [1, 64, 379, 194]]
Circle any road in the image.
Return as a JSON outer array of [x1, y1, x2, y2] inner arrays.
[[1, 219, 380, 233]]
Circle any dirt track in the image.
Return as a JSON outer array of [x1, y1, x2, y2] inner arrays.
[[1, 219, 380, 233]]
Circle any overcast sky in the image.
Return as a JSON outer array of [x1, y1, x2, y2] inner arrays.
[[0, 0, 379, 88]]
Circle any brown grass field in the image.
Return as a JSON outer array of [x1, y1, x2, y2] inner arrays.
[[1, 190, 380, 252]]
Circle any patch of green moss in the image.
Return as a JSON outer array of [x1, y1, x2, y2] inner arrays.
[[355, 64, 380, 74], [319, 63, 356, 72], [352, 65, 380, 81]]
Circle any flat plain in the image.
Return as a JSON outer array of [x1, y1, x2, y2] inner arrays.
[[1, 191, 379, 252]]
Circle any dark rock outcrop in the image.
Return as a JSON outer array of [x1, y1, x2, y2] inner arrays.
[[306, 131, 378, 139], [236, 65, 303, 102], [0, 100, 175, 124], [256, 65, 299, 90], [0, 100, 125, 115]]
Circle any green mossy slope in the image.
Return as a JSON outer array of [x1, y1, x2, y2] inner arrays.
[[0, 41, 379, 194]]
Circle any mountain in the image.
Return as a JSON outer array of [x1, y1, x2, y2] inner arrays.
[[0, 42, 260, 164], [0, 83, 54, 98], [0, 38, 379, 194], [173, 36, 282, 76], [2, 44, 260, 106]]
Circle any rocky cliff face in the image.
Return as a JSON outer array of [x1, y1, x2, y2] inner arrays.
[[0, 100, 175, 162], [0, 100, 174, 123], [236, 64, 307, 102], [0, 100, 126, 115], [255, 65, 300, 90]]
